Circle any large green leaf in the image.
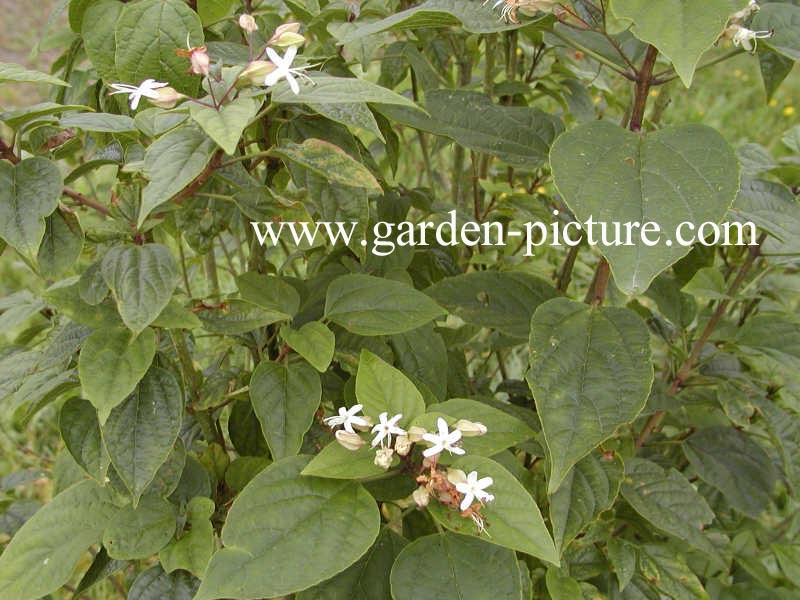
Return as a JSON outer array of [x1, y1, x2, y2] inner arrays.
[[0, 157, 63, 262], [736, 313, 800, 369], [0, 62, 68, 86], [427, 455, 558, 564], [610, 0, 739, 86], [753, 3, 800, 62], [378, 90, 563, 168], [389, 532, 523, 600], [189, 97, 260, 155], [78, 326, 157, 423], [325, 274, 446, 336], [195, 456, 380, 600], [37, 209, 83, 279], [355, 350, 426, 426], [249, 360, 322, 460], [82, 0, 124, 82], [103, 494, 177, 560], [683, 426, 777, 517], [550, 121, 739, 294], [298, 528, 406, 600], [283, 321, 336, 372], [638, 544, 709, 600], [60, 112, 137, 133], [620, 458, 722, 567], [340, 0, 525, 41], [732, 178, 800, 257], [301, 442, 389, 480], [235, 271, 300, 316], [102, 367, 183, 504], [527, 298, 652, 494], [59, 397, 109, 482], [127, 565, 199, 600], [270, 139, 382, 194], [425, 271, 557, 339], [139, 123, 218, 227], [270, 73, 421, 108], [197, 0, 235, 24], [101, 244, 179, 333], [0, 480, 117, 600], [550, 451, 624, 554], [159, 497, 217, 577], [196, 299, 291, 334], [114, 0, 203, 94]]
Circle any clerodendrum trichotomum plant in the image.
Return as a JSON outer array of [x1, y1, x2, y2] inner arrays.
[[0, 0, 799, 598]]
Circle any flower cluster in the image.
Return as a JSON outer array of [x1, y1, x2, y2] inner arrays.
[[720, 1, 773, 53], [484, 0, 559, 24], [323, 404, 496, 532], [107, 16, 310, 111]]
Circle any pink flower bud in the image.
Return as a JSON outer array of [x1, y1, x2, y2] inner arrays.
[[238, 13, 258, 34], [147, 86, 183, 109], [268, 23, 304, 48]]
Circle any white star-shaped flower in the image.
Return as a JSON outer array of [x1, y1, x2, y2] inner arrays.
[[371, 412, 406, 448], [323, 404, 370, 434], [731, 25, 773, 52], [454, 470, 495, 511], [108, 79, 168, 110], [422, 418, 465, 458], [264, 46, 309, 95]]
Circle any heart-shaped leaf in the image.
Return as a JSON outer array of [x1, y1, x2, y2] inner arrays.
[[189, 97, 260, 155], [550, 121, 738, 294]]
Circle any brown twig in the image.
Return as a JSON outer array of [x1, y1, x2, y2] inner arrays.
[[62, 188, 111, 217], [0, 138, 20, 164], [629, 45, 659, 132]]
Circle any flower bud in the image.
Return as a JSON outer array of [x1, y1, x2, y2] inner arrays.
[[394, 434, 412, 456], [412, 486, 430, 508], [147, 86, 184, 109], [238, 13, 258, 34], [446, 468, 467, 486], [237, 60, 276, 86], [188, 47, 211, 76], [407, 426, 427, 442], [269, 23, 304, 48], [374, 447, 394, 469], [335, 430, 365, 451], [453, 419, 488, 437]]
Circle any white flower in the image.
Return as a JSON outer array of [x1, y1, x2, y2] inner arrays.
[[109, 79, 168, 110], [453, 470, 495, 511], [323, 404, 370, 434], [264, 46, 311, 95], [374, 447, 394, 469], [422, 418, 465, 458], [371, 412, 406, 448], [730, 24, 773, 52]]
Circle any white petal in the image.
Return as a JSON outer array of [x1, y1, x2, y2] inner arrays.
[[284, 45, 298, 64], [460, 493, 474, 511], [264, 69, 283, 87], [450, 446, 466, 455], [265, 47, 282, 64], [422, 445, 442, 458], [129, 94, 141, 110], [287, 73, 300, 95]]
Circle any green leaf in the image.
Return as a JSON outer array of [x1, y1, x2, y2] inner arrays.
[[550, 121, 739, 294], [249, 360, 322, 460], [683, 426, 777, 517], [550, 451, 624, 553], [610, 0, 739, 86], [60, 112, 137, 132], [189, 97, 260, 156], [607, 538, 637, 592], [681, 266, 727, 299], [197, 0, 235, 24], [270, 139, 382, 194], [283, 321, 336, 372], [0, 62, 68, 86], [527, 298, 653, 494], [546, 568, 583, 600], [128, 565, 199, 600], [732, 179, 800, 256], [325, 274, 446, 336], [78, 326, 157, 423], [103, 495, 177, 560], [425, 271, 557, 339], [341, 0, 525, 41], [428, 398, 535, 457], [758, 50, 795, 102], [269, 73, 421, 109], [195, 456, 380, 600], [159, 497, 215, 577], [301, 442, 389, 479], [0, 157, 63, 262], [197, 299, 290, 334], [427, 455, 558, 564], [0, 480, 117, 600], [102, 367, 183, 504], [82, 0, 124, 82], [390, 532, 523, 600], [235, 271, 300, 316], [73, 547, 127, 596], [620, 458, 723, 567], [638, 544, 709, 600], [356, 350, 426, 426], [773, 544, 800, 587], [101, 244, 179, 333], [140, 123, 217, 227], [736, 313, 800, 369], [309, 102, 385, 142], [378, 90, 563, 169], [389, 323, 448, 401], [753, 3, 800, 62], [152, 298, 202, 329], [59, 397, 109, 482], [298, 528, 406, 600], [37, 209, 83, 279], [114, 0, 203, 95]]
